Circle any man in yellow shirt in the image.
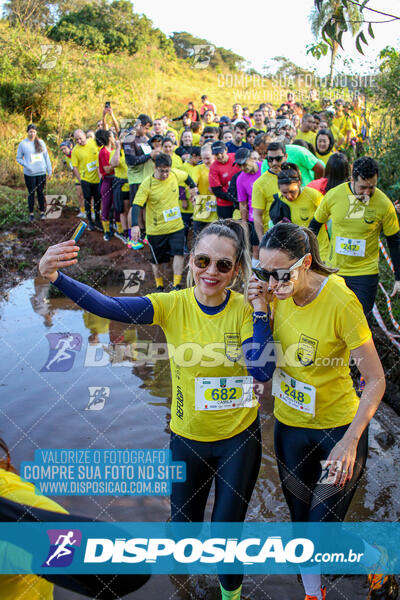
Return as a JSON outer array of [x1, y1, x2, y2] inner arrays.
[[192, 143, 218, 237], [295, 114, 317, 147], [331, 99, 353, 148], [310, 156, 400, 320], [252, 142, 287, 241], [131, 153, 198, 291], [71, 129, 101, 231]]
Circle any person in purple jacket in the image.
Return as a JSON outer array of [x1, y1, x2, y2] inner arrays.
[[234, 148, 262, 267]]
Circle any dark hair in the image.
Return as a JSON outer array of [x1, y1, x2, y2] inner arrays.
[[315, 128, 335, 156], [246, 127, 258, 137], [137, 114, 153, 127], [190, 146, 201, 157], [161, 136, 174, 146], [253, 132, 269, 148], [27, 124, 44, 153], [155, 153, 172, 168], [202, 126, 217, 136], [267, 141, 286, 154], [188, 219, 251, 295], [234, 122, 248, 131], [325, 152, 350, 192], [95, 128, 112, 147], [352, 156, 379, 181], [0, 437, 16, 473], [278, 162, 302, 185], [191, 121, 201, 133], [150, 134, 163, 144], [260, 223, 338, 276]]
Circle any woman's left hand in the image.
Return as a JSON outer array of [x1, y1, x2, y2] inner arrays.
[[324, 437, 359, 487]]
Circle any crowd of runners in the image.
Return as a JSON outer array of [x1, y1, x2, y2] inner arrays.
[[12, 91, 400, 600]]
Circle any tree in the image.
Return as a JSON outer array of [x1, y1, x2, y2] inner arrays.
[[312, 0, 400, 56], [48, 0, 174, 55], [170, 31, 244, 71], [309, 0, 362, 87], [3, 0, 56, 28]]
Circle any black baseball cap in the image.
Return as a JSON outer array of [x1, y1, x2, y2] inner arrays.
[[219, 116, 231, 124], [234, 147, 251, 165], [211, 141, 227, 154]]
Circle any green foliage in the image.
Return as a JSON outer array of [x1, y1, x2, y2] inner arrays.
[[306, 41, 329, 60], [171, 31, 245, 71], [48, 0, 174, 55]]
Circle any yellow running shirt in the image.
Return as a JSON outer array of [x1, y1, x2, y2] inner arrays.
[[279, 187, 330, 261], [148, 287, 258, 441], [252, 170, 279, 231], [180, 162, 198, 214], [110, 149, 129, 191], [272, 274, 371, 429], [0, 468, 68, 600], [316, 150, 334, 166], [314, 182, 400, 275], [193, 163, 218, 223], [295, 130, 316, 146], [71, 138, 100, 184], [133, 168, 187, 235]]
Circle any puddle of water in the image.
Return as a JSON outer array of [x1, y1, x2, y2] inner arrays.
[[1, 277, 400, 599]]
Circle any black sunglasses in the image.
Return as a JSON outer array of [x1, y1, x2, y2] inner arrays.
[[252, 255, 307, 283], [267, 155, 285, 163], [193, 254, 234, 273]]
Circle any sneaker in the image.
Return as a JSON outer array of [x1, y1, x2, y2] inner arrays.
[[95, 220, 103, 232], [156, 286, 165, 292], [77, 211, 86, 219], [305, 586, 326, 600], [103, 232, 112, 241], [87, 221, 96, 231], [114, 231, 126, 242], [40, 212, 46, 220]]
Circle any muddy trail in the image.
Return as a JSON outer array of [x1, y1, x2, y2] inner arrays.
[[1, 205, 400, 416]]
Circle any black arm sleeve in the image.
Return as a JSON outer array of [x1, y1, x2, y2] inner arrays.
[[386, 232, 400, 280], [308, 217, 323, 236], [131, 203, 142, 226], [185, 175, 197, 189], [211, 185, 234, 203]]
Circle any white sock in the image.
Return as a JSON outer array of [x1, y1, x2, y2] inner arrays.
[[301, 573, 322, 599], [251, 257, 259, 268]]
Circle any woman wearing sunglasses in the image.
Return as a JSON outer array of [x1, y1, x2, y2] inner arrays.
[[249, 222, 391, 600], [269, 162, 330, 261], [39, 219, 274, 600]]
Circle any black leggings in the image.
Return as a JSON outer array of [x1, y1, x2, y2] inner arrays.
[[343, 274, 379, 323], [170, 415, 262, 591], [80, 180, 101, 218], [24, 174, 46, 213], [217, 204, 234, 219], [274, 420, 368, 522]]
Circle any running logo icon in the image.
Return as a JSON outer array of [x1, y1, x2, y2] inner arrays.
[[38, 44, 62, 70], [121, 270, 145, 294], [45, 195, 67, 219], [41, 333, 82, 372], [192, 45, 215, 69], [86, 386, 110, 410], [345, 195, 366, 220], [42, 529, 82, 567]]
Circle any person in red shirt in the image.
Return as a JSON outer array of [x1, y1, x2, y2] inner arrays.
[[200, 94, 217, 117], [95, 129, 121, 241], [208, 141, 240, 219]]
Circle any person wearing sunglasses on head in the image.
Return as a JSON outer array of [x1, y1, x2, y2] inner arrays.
[[248, 222, 392, 600], [39, 219, 274, 600], [269, 163, 330, 261], [252, 141, 287, 243]]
